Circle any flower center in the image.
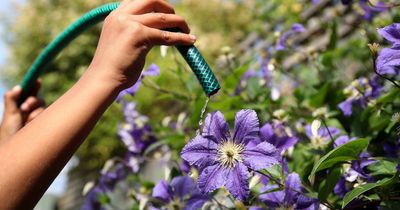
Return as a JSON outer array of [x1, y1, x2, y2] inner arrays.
[[167, 198, 183, 210], [216, 141, 244, 168]]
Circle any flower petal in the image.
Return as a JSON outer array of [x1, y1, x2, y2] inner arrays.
[[118, 127, 138, 153], [376, 47, 400, 75], [259, 185, 285, 208], [143, 64, 160, 76], [242, 142, 279, 171], [184, 194, 209, 210], [202, 111, 230, 143], [152, 180, 173, 203], [198, 164, 227, 193], [180, 135, 217, 168], [277, 136, 298, 152], [377, 23, 400, 45], [334, 177, 348, 199], [295, 195, 319, 210], [233, 109, 259, 145], [260, 123, 274, 140], [338, 99, 353, 116], [249, 207, 264, 210], [170, 176, 195, 199], [116, 81, 142, 102], [284, 173, 302, 205], [260, 122, 298, 152], [225, 163, 250, 201], [276, 23, 305, 51]]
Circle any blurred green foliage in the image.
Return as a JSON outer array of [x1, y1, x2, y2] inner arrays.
[[2, 0, 400, 208], [0, 0, 256, 171]]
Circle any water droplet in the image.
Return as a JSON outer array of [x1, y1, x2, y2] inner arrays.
[[196, 97, 210, 136]]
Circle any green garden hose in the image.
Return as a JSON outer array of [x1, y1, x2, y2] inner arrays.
[[18, 2, 220, 105]]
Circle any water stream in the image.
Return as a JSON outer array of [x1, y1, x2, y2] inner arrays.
[[195, 97, 210, 136]]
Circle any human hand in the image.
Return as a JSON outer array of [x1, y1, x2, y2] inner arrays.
[[0, 81, 45, 143], [88, 0, 196, 91]]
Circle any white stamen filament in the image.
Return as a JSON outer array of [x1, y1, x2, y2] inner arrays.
[[216, 141, 245, 168]]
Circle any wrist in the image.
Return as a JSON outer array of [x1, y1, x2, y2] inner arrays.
[[80, 65, 124, 100]]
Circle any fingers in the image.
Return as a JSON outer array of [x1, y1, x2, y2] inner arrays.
[[122, 0, 175, 15], [3, 86, 22, 114], [145, 27, 196, 46], [20, 96, 45, 114], [26, 107, 45, 124], [133, 13, 190, 33], [30, 79, 42, 97]]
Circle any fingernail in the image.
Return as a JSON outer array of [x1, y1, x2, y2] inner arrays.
[[21, 103, 28, 110], [189, 34, 196, 42], [12, 85, 21, 92]]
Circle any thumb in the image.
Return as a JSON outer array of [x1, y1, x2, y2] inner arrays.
[[3, 85, 22, 114]]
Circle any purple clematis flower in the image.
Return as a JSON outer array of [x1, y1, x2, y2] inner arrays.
[[249, 207, 264, 210], [341, 0, 387, 21], [305, 124, 340, 147], [181, 110, 280, 201], [82, 187, 104, 210], [359, 0, 387, 21], [118, 102, 156, 154], [334, 135, 356, 148], [376, 47, 400, 75], [98, 163, 126, 192], [82, 163, 126, 210], [377, 23, 400, 75], [180, 160, 191, 174], [334, 177, 350, 199], [334, 135, 375, 179], [118, 102, 156, 173], [116, 64, 160, 102], [334, 152, 375, 199], [276, 24, 305, 51], [377, 23, 400, 47], [152, 176, 209, 210], [338, 76, 382, 116], [124, 152, 143, 173], [311, 0, 320, 5], [235, 50, 272, 95], [260, 121, 298, 153], [350, 152, 375, 180], [259, 173, 319, 210], [333, 136, 375, 199]]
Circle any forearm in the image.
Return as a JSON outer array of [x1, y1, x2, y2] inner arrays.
[[0, 67, 121, 209]]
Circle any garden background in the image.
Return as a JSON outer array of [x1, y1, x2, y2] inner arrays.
[[1, 0, 399, 209]]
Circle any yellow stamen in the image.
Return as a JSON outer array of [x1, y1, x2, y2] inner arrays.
[[216, 141, 245, 168]]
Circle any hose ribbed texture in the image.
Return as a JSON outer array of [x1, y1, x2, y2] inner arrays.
[[176, 46, 220, 96], [19, 2, 219, 104]]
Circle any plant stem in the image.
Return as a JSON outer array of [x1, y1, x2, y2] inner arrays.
[[321, 119, 334, 142], [370, 50, 400, 88], [142, 79, 190, 100]]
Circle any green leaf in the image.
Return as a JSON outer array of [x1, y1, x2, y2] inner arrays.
[[98, 194, 111, 204], [342, 175, 398, 208], [380, 201, 400, 210], [367, 160, 398, 177], [143, 134, 186, 156], [327, 20, 337, 50], [261, 164, 283, 181], [309, 83, 330, 107], [309, 139, 369, 182], [318, 166, 341, 201], [369, 113, 390, 131], [376, 88, 400, 104]]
